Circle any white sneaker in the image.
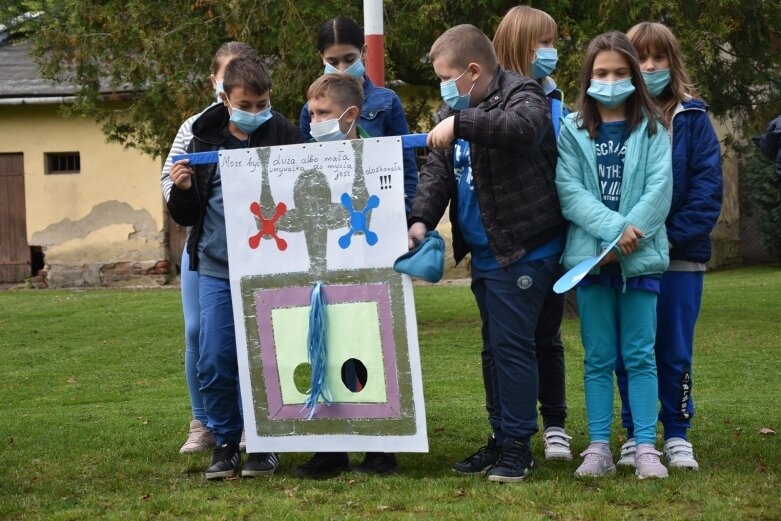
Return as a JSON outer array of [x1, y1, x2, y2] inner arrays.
[[239, 429, 246, 452], [617, 438, 636, 467], [543, 427, 573, 461], [179, 419, 215, 454], [664, 437, 699, 470], [635, 443, 669, 479], [574, 444, 616, 477]]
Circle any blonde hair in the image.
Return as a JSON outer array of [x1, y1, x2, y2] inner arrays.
[[627, 22, 698, 128], [306, 73, 364, 112], [429, 24, 498, 71], [493, 5, 558, 77]]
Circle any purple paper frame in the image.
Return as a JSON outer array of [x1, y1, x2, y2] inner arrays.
[[254, 282, 401, 420]]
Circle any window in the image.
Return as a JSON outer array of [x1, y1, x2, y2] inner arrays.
[[45, 152, 80, 174]]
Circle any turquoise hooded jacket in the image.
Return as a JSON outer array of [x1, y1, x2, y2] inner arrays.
[[556, 112, 673, 278]]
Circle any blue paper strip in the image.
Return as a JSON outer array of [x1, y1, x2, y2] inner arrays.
[[172, 133, 428, 165], [171, 151, 219, 165]]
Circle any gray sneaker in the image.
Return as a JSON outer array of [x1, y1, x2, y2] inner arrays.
[[242, 452, 279, 477], [617, 438, 636, 467], [574, 444, 616, 477], [543, 427, 573, 461], [179, 420, 215, 454], [664, 438, 699, 470], [635, 444, 668, 479]]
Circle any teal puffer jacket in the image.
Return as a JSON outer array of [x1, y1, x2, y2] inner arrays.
[[555, 112, 672, 278]]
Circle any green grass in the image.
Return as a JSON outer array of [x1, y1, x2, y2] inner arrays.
[[0, 267, 779, 520]]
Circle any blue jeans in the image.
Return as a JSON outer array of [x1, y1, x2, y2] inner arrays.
[[198, 274, 242, 446], [616, 270, 702, 440], [181, 246, 205, 424], [577, 284, 659, 445], [471, 255, 559, 444], [481, 271, 567, 430]]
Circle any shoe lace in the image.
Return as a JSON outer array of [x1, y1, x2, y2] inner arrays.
[[212, 443, 234, 462], [636, 451, 661, 465]]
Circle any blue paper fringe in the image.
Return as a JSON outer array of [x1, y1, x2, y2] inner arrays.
[[301, 281, 332, 419]]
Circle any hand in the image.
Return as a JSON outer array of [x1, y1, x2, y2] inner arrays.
[[597, 250, 618, 267], [617, 225, 645, 256], [408, 222, 427, 250], [427, 116, 456, 150], [170, 159, 193, 190]]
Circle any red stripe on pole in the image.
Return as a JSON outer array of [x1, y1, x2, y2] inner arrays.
[[365, 33, 385, 87]]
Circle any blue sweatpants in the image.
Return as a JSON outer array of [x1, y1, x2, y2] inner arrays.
[[181, 246, 206, 424], [577, 284, 659, 446], [198, 274, 242, 446], [616, 270, 702, 440]]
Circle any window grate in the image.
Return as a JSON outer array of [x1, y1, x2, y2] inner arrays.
[[45, 152, 81, 174]]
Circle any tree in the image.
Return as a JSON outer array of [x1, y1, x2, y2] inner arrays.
[[2, 0, 780, 158]]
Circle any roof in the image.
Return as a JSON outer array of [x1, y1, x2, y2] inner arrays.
[[0, 41, 80, 98]]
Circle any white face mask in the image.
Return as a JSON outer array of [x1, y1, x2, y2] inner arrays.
[[310, 107, 356, 142]]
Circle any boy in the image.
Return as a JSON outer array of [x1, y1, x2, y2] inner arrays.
[[168, 56, 304, 479], [407, 25, 567, 482], [292, 73, 399, 478]]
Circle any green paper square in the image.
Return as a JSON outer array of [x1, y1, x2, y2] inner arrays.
[[273, 302, 388, 405]]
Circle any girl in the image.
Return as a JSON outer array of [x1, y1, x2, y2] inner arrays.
[[478, 5, 571, 463], [160, 42, 257, 456], [299, 15, 418, 215], [614, 22, 722, 471], [555, 31, 672, 479], [493, 5, 568, 137]]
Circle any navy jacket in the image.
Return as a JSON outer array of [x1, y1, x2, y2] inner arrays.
[[167, 103, 304, 270], [667, 99, 723, 263]]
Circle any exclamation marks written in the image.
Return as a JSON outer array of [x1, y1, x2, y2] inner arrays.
[[379, 175, 392, 190]]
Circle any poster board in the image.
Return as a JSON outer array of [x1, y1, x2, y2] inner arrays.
[[220, 136, 428, 452]]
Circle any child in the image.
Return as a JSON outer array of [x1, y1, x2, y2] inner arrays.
[[168, 56, 304, 479], [160, 41, 257, 456], [409, 24, 567, 482], [299, 15, 418, 215], [489, 5, 572, 463], [555, 31, 672, 479], [614, 22, 723, 471], [493, 5, 568, 137], [292, 73, 399, 478]]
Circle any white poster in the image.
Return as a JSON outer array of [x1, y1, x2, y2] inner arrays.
[[220, 136, 428, 452]]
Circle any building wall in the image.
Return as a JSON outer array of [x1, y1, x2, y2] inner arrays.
[[0, 102, 167, 287]]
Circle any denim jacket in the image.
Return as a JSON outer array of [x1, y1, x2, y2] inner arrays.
[[300, 76, 418, 213]]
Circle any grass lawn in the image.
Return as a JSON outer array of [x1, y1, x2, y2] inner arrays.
[[0, 266, 779, 520]]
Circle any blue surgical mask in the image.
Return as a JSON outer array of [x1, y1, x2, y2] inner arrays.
[[641, 69, 671, 97], [587, 78, 636, 108], [531, 48, 558, 79], [440, 67, 474, 111], [227, 101, 273, 134], [215, 81, 224, 104], [323, 59, 366, 81], [310, 107, 356, 142]]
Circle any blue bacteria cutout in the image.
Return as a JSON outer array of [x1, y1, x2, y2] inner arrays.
[[339, 193, 380, 249]]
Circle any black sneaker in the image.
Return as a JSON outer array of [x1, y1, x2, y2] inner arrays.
[[354, 452, 398, 475], [241, 452, 279, 477], [293, 452, 350, 479], [486, 438, 534, 483], [205, 441, 241, 480], [452, 436, 500, 474]]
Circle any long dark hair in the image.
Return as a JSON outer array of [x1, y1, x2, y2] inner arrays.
[[577, 31, 659, 138], [317, 15, 364, 53]]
